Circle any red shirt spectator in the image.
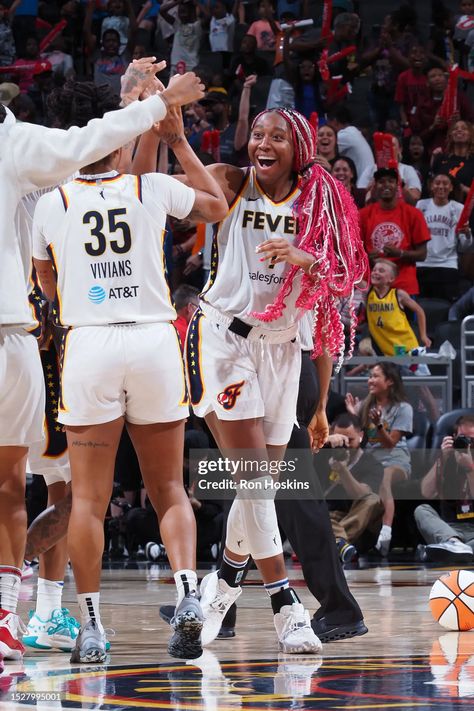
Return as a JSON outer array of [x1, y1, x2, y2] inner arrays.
[[359, 168, 430, 295], [172, 284, 200, 352], [394, 45, 430, 129]]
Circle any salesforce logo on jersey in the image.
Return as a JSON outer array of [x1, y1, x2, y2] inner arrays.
[[88, 285, 107, 304]]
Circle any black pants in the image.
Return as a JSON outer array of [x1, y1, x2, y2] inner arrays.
[[274, 352, 363, 624], [221, 352, 363, 626]]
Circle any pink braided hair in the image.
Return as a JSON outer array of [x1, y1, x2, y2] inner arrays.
[[249, 108, 368, 369]]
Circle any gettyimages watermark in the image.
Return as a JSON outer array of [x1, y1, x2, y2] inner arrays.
[[190, 449, 312, 499], [188, 448, 473, 501]]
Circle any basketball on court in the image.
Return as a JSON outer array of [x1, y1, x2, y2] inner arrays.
[[429, 570, 474, 631]]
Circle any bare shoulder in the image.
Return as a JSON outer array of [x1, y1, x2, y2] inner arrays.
[[206, 163, 248, 205]]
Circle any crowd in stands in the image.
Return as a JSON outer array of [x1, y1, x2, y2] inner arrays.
[[7, 0, 474, 566]]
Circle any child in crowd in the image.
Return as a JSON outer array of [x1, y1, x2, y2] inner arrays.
[[247, 0, 279, 53], [100, 0, 136, 55], [208, 0, 235, 64], [160, 0, 203, 74], [366, 258, 431, 357], [364, 258, 439, 421], [394, 44, 429, 135]]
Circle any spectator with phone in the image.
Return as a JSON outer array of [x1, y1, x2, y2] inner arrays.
[[415, 414, 474, 563], [319, 413, 384, 565]]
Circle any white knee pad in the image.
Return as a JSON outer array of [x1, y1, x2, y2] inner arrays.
[[225, 498, 250, 557], [237, 476, 283, 560]]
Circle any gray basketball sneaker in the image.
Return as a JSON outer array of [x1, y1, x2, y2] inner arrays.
[[168, 593, 204, 659], [70, 620, 107, 664]]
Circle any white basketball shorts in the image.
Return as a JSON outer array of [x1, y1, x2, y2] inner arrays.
[[58, 322, 189, 426], [28, 443, 70, 486], [186, 310, 301, 445], [0, 327, 45, 447]]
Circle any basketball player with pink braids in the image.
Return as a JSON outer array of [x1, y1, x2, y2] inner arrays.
[[162, 106, 367, 653]]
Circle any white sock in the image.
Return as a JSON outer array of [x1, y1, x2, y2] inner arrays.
[[379, 525, 392, 540], [0, 565, 21, 613], [77, 592, 104, 633], [174, 569, 198, 606], [35, 578, 63, 620]]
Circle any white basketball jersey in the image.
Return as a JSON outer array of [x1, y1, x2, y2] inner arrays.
[[202, 167, 304, 331], [33, 171, 195, 327]]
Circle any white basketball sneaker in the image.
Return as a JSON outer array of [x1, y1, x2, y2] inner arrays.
[[200, 572, 242, 646], [273, 603, 323, 654], [23, 608, 80, 652]]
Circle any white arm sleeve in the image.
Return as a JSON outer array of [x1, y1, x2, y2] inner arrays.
[[142, 173, 196, 219], [8, 95, 168, 195]]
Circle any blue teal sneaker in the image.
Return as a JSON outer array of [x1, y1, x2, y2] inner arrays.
[[23, 608, 80, 652]]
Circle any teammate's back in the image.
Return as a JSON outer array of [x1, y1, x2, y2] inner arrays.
[[33, 171, 195, 327]]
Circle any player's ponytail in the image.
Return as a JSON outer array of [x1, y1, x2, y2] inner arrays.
[[249, 108, 368, 369]]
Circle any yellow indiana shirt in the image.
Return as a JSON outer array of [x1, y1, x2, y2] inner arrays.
[[367, 287, 419, 356]]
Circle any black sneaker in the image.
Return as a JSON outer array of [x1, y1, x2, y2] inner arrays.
[[168, 593, 203, 660], [160, 603, 235, 639], [311, 617, 368, 643]]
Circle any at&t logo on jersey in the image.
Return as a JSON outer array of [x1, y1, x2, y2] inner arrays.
[[217, 381, 245, 410], [88, 284, 140, 303], [88, 285, 106, 304]]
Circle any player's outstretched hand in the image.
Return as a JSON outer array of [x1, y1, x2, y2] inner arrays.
[[161, 72, 205, 108], [154, 105, 185, 146], [121, 58, 166, 105]]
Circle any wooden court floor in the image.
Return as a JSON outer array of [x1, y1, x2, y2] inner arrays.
[[3, 560, 474, 710]]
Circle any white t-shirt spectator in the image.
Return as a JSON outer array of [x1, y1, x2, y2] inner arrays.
[[336, 125, 374, 185], [170, 19, 202, 72], [209, 14, 235, 52], [415, 198, 464, 269], [358, 162, 422, 192]]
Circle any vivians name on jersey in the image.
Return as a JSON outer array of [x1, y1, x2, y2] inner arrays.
[[90, 259, 132, 279]]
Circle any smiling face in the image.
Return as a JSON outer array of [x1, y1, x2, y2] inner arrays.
[[332, 158, 354, 189], [376, 175, 398, 203], [450, 120, 471, 144], [370, 259, 397, 289], [317, 125, 337, 157], [431, 174, 453, 203], [409, 45, 426, 70], [368, 365, 393, 398], [248, 111, 295, 185], [102, 30, 120, 56]]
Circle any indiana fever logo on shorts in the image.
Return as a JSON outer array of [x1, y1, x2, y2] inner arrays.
[[217, 381, 245, 410]]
